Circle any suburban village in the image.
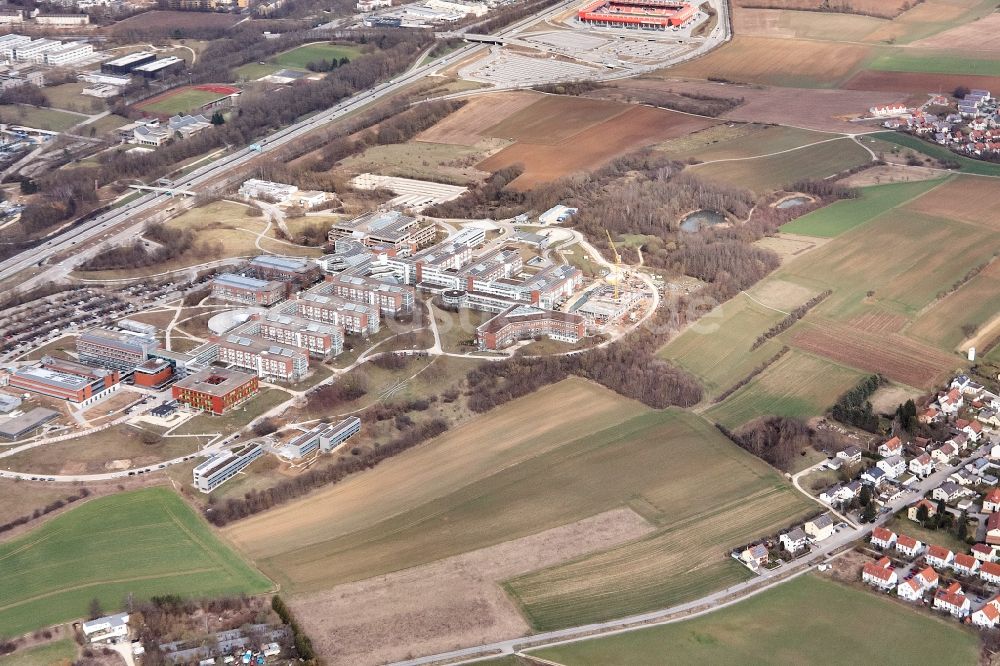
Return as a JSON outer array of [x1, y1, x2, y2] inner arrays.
[[879, 89, 1000, 158]]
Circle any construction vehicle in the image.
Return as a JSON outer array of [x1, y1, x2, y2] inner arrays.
[[605, 229, 623, 300]]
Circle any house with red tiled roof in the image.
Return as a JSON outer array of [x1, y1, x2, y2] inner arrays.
[[897, 565, 939, 602], [920, 406, 942, 424], [973, 598, 1000, 628], [871, 527, 897, 549], [980, 561, 1000, 585], [972, 543, 997, 562], [988, 513, 1000, 546], [953, 553, 980, 576], [895, 534, 924, 559], [926, 545, 955, 569], [878, 436, 903, 458], [934, 582, 971, 618], [908, 498, 938, 523], [939, 389, 964, 415], [984, 489, 1000, 513], [909, 453, 934, 478], [862, 556, 897, 590]]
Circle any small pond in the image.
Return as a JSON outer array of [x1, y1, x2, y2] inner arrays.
[[679, 210, 725, 233], [776, 196, 811, 209]]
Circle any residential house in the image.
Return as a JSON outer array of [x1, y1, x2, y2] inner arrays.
[[898, 566, 939, 602], [948, 432, 970, 453], [934, 582, 971, 618], [780, 527, 809, 554], [933, 481, 968, 502], [82, 613, 130, 643], [973, 543, 997, 563], [954, 553, 980, 576], [926, 544, 955, 569], [978, 410, 1000, 429], [980, 561, 1000, 585], [804, 514, 835, 542], [910, 453, 934, 478], [961, 419, 984, 442], [862, 556, 898, 590], [908, 498, 938, 522], [920, 406, 942, 424], [879, 436, 904, 458], [972, 598, 1000, 629], [871, 527, 897, 550], [939, 389, 964, 415], [819, 484, 844, 504], [838, 446, 862, 464], [862, 467, 887, 487], [895, 534, 924, 559], [984, 489, 1000, 513], [988, 512, 1000, 546], [878, 455, 906, 479], [740, 543, 768, 569], [948, 469, 978, 487]]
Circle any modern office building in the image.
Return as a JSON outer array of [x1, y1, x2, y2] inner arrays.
[[77, 327, 160, 372], [192, 443, 263, 492], [211, 273, 286, 306], [171, 367, 259, 415], [215, 333, 310, 382], [132, 357, 175, 389], [101, 51, 156, 75], [296, 284, 380, 335], [476, 305, 586, 351], [247, 255, 322, 293], [9, 356, 120, 402], [132, 56, 185, 79]]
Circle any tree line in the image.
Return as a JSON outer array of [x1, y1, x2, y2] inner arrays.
[[0, 488, 90, 536], [750, 290, 831, 350], [830, 374, 884, 433]]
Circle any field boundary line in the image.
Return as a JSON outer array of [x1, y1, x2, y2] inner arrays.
[[739, 290, 790, 316]]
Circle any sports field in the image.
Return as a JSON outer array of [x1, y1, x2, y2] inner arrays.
[[529, 575, 980, 665], [274, 43, 361, 69], [690, 138, 871, 192], [135, 87, 228, 116], [779, 178, 945, 237], [704, 350, 865, 428], [0, 488, 272, 636]]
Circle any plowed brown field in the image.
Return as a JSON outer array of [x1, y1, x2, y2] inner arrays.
[[483, 95, 629, 144], [792, 321, 956, 388], [843, 70, 1000, 95], [416, 91, 541, 146], [477, 105, 716, 189], [911, 12, 1000, 52], [903, 176, 1000, 231], [732, 0, 910, 17]]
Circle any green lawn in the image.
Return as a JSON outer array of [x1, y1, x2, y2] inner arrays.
[[705, 350, 865, 428], [233, 62, 282, 81], [0, 488, 272, 637], [171, 388, 292, 436], [867, 52, 1000, 77], [0, 639, 77, 666], [529, 575, 980, 665], [870, 132, 1000, 177], [139, 88, 226, 116], [780, 178, 946, 238], [0, 105, 83, 132], [273, 43, 361, 69]]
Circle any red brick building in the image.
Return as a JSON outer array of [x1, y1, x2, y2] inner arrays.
[[9, 356, 120, 402], [476, 305, 586, 351], [132, 358, 174, 389], [171, 367, 259, 415]]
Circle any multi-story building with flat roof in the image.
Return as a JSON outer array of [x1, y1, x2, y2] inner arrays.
[[247, 255, 322, 293], [132, 56, 185, 79], [278, 416, 361, 459], [193, 443, 263, 492], [10, 356, 120, 402], [215, 332, 309, 382], [211, 273, 286, 306], [77, 327, 160, 372], [256, 312, 343, 358], [43, 41, 93, 66], [172, 367, 259, 415], [101, 51, 156, 75], [329, 210, 436, 251], [477, 305, 585, 351], [132, 358, 175, 389], [324, 272, 414, 316], [296, 283, 380, 335]]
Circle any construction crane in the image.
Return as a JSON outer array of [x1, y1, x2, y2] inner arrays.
[[605, 229, 622, 300]]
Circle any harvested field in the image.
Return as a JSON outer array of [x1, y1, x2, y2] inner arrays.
[[690, 137, 871, 192], [863, 0, 994, 44], [903, 175, 1000, 231], [732, 0, 911, 16], [842, 70, 1000, 96], [224, 379, 650, 582], [781, 209, 998, 319], [911, 12, 1000, 52], [658, 278, 820, 396], [483, 95, 628, 144], [906, 261, 1000, 351], [733, 7, 887, 41], [838, 164, 944, 187], [705, 350, 865, 428], [753, 233, 827, 263], [416, 91, 540, 146], [664, 37, 872, 88], [505, 482, 814, 630], [847, 311, 908, 335], [290, 509, 654, 665], [478, 105, 717, 189], [658, 123, 827, 162], [791, 321, 956, 388]]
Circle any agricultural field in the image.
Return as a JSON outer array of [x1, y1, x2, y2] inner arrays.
[[225, 379, 653, 589], [0, 488, 272, 637], [657, 124, 828, 163], [866, 51, 1000, 77], [704, 350, 865, 428], [529, 575, 980, 665], [483, 95, 628, 144], [479, 104, 717, 189], [340, 141, 491, 185], [902, 175, 1000, 231], [689, 137, 871, 192], [417, 91, 541, 146], [274, 43, 362, 70], [904, 261, 1000, 351], [911, 11, 1000, 51], [842, 69, 1000, 96], [0, 639, 77, 666], [861, 0, 996, 44], [0, 478, 77, 530], [731, 0, 911, 16], [779, 178, 945, 238], [665, 37, 871, 88], [733, 7, 887, 42], [658, 278, 820, 396]]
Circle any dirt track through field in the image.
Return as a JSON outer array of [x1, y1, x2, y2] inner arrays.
[[289, 508, 653, 666]]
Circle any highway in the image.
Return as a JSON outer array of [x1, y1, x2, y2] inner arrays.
[[0, 0, 583, 290]]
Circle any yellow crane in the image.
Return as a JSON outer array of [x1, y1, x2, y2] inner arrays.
[[605, 229, 622, 300]]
